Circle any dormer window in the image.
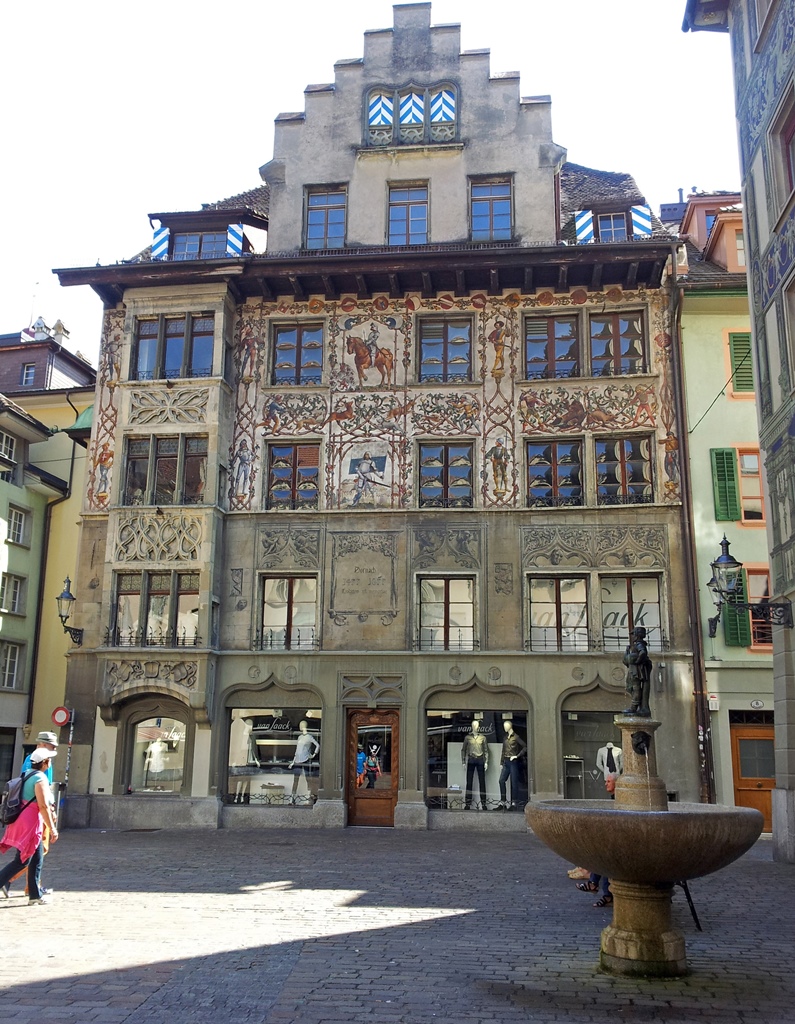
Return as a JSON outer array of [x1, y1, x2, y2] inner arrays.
[[173, 232, 228, 260], [574, 205, 652, 244], [367, 84, 456, 147], [597, 213, 627, 242], [152, 224, 244, 260]]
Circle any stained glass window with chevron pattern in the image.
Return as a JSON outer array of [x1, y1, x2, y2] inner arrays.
[[367, 84, 456, 146]]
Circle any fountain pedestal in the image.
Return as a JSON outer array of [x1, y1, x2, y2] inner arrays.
[[612, 715, 667, 811], [600, 880, 685, 976], [526, 711, 764, 977]]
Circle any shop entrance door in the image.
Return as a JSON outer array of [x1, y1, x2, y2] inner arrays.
[[730, 723, 774, 832], [346, 709, 399, 827]]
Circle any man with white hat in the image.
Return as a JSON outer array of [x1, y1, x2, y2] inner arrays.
[[22, 732, 58, 782]]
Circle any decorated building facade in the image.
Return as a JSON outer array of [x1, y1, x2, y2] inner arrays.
[[56, 3, 705, 829]]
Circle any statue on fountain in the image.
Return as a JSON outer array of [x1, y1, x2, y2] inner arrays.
[[622, 626, 652, 717]]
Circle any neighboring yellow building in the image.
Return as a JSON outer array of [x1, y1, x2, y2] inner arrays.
[[0, 318, 95, 781]]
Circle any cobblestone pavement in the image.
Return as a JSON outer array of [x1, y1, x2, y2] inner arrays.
[[2, 827, 793, 1023]]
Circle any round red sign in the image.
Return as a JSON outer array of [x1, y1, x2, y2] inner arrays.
[[52, 706, 71, 727]]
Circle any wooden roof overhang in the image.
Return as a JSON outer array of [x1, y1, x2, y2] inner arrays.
[[54, 240, 673, 308], [147, 207, 269, 232]]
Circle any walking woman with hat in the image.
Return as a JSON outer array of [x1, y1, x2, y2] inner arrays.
[[0, 747, 59, 905]]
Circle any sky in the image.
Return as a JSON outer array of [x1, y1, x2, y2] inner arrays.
[[1, 0, 738, 366]]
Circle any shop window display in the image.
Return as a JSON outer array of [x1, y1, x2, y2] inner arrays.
[[426, 711, 528, 811], [131, 717, 186, 794], [227, 708, 321, 806], [561, 711, 623, 800]]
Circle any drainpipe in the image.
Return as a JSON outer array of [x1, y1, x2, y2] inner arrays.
[[25, 394, 79, 726], [669, 252, 716, 802]]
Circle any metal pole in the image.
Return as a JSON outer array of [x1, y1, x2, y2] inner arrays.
[[56, 711, 75, 828]]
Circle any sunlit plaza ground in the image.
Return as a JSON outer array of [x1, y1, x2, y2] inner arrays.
[[2, 828, 793, 1023]]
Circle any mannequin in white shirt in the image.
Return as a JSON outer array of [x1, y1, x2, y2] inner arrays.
[[288, 720, 320, 804], [595, 742, 623, 779]]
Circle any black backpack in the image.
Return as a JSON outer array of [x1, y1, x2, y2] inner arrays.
[[0, 769, 36, 826]]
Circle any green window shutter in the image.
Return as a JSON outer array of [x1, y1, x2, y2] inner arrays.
[[711, 449, 741, 521], [729, 333, 754, 392], [723, 569, 752, 647]]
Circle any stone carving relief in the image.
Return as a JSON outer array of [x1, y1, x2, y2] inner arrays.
[[521, 525, 667, 569], [128, 387, 209, 425], [258, 527, 322, 569], [230, 568, 244, 596], [493, 563, 513, 594], [340, 674, 404, 706], [329, 532, 398, 625], [116, 513, 203, 562], [413, 526, 482, 569], [103, 659, 198, 704]]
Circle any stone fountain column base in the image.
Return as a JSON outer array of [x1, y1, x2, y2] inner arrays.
[[600, 880, 686, 977]]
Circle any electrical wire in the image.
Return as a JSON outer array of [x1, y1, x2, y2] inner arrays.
[[688, 349, 752, 435]]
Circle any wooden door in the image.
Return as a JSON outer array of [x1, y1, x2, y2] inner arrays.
[[730, 724, 774, 832], [346, 709, 399, 827]]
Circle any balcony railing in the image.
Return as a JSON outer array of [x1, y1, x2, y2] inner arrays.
[[596, 492, 654, 506], [253, 628, 318, 651], [106, 627, 202, 648], [414, 632, 479, 652], [525, 629, 670, 653]]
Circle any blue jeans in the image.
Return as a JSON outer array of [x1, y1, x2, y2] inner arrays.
[[499, 759, 522, 806], [0, 840, 44, 899]]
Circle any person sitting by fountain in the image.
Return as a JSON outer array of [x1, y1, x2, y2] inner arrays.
[[622, 626, 653, 717], [577, 872, 612, 907]]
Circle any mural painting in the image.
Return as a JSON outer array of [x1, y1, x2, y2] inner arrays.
[[86, 308, 124, 510], [518, 382, 659, 435]]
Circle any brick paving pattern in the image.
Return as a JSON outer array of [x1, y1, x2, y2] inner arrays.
[[2, 828, 793, 1023]]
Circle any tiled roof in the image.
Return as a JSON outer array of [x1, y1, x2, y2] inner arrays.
[[202, 184, 270, 219], [560, 162, 643, 213], [559, 162, 672, 242], [678, 240, 748, 287]]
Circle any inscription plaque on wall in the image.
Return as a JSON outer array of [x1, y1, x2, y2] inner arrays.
[[329, 533, 398, 624]]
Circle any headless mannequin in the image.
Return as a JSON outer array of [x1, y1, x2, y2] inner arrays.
[[595, 742, 623, 779], [289, 720, 320, 803], [229, 717, 254, 803], [494, 720, 527, 810], [462, 719, 489, 810]]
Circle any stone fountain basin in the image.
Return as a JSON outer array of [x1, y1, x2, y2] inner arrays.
[[526, 801, 764, 884]]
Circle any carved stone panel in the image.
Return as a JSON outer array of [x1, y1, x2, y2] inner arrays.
[[329, 532, 399, 625], [412, 525, 482, 569], [494, 563, 514, 594], [521, 525, 667, 569], [257, 527, 322, 569], [341, 674, 405, 706], [116, 513, 203, 562], [128, 387, 209, 425], [103, 659, 198, 705]]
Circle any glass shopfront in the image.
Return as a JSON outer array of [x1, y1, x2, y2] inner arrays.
[[426, 711, 529, 811], [227, 707, 322, 806], [561, 711, 623, 800], [131, 717, 186, 794]]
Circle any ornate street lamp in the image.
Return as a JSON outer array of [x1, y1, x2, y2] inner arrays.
[[56, 577, 84, 646], [706, 536, 793, 638]]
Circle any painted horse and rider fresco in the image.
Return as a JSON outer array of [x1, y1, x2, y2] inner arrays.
[[344, 319, 397, 387]]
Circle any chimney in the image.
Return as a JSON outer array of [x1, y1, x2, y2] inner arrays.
[[53, 319, 69, 347], [33, 316, 52, 341]]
